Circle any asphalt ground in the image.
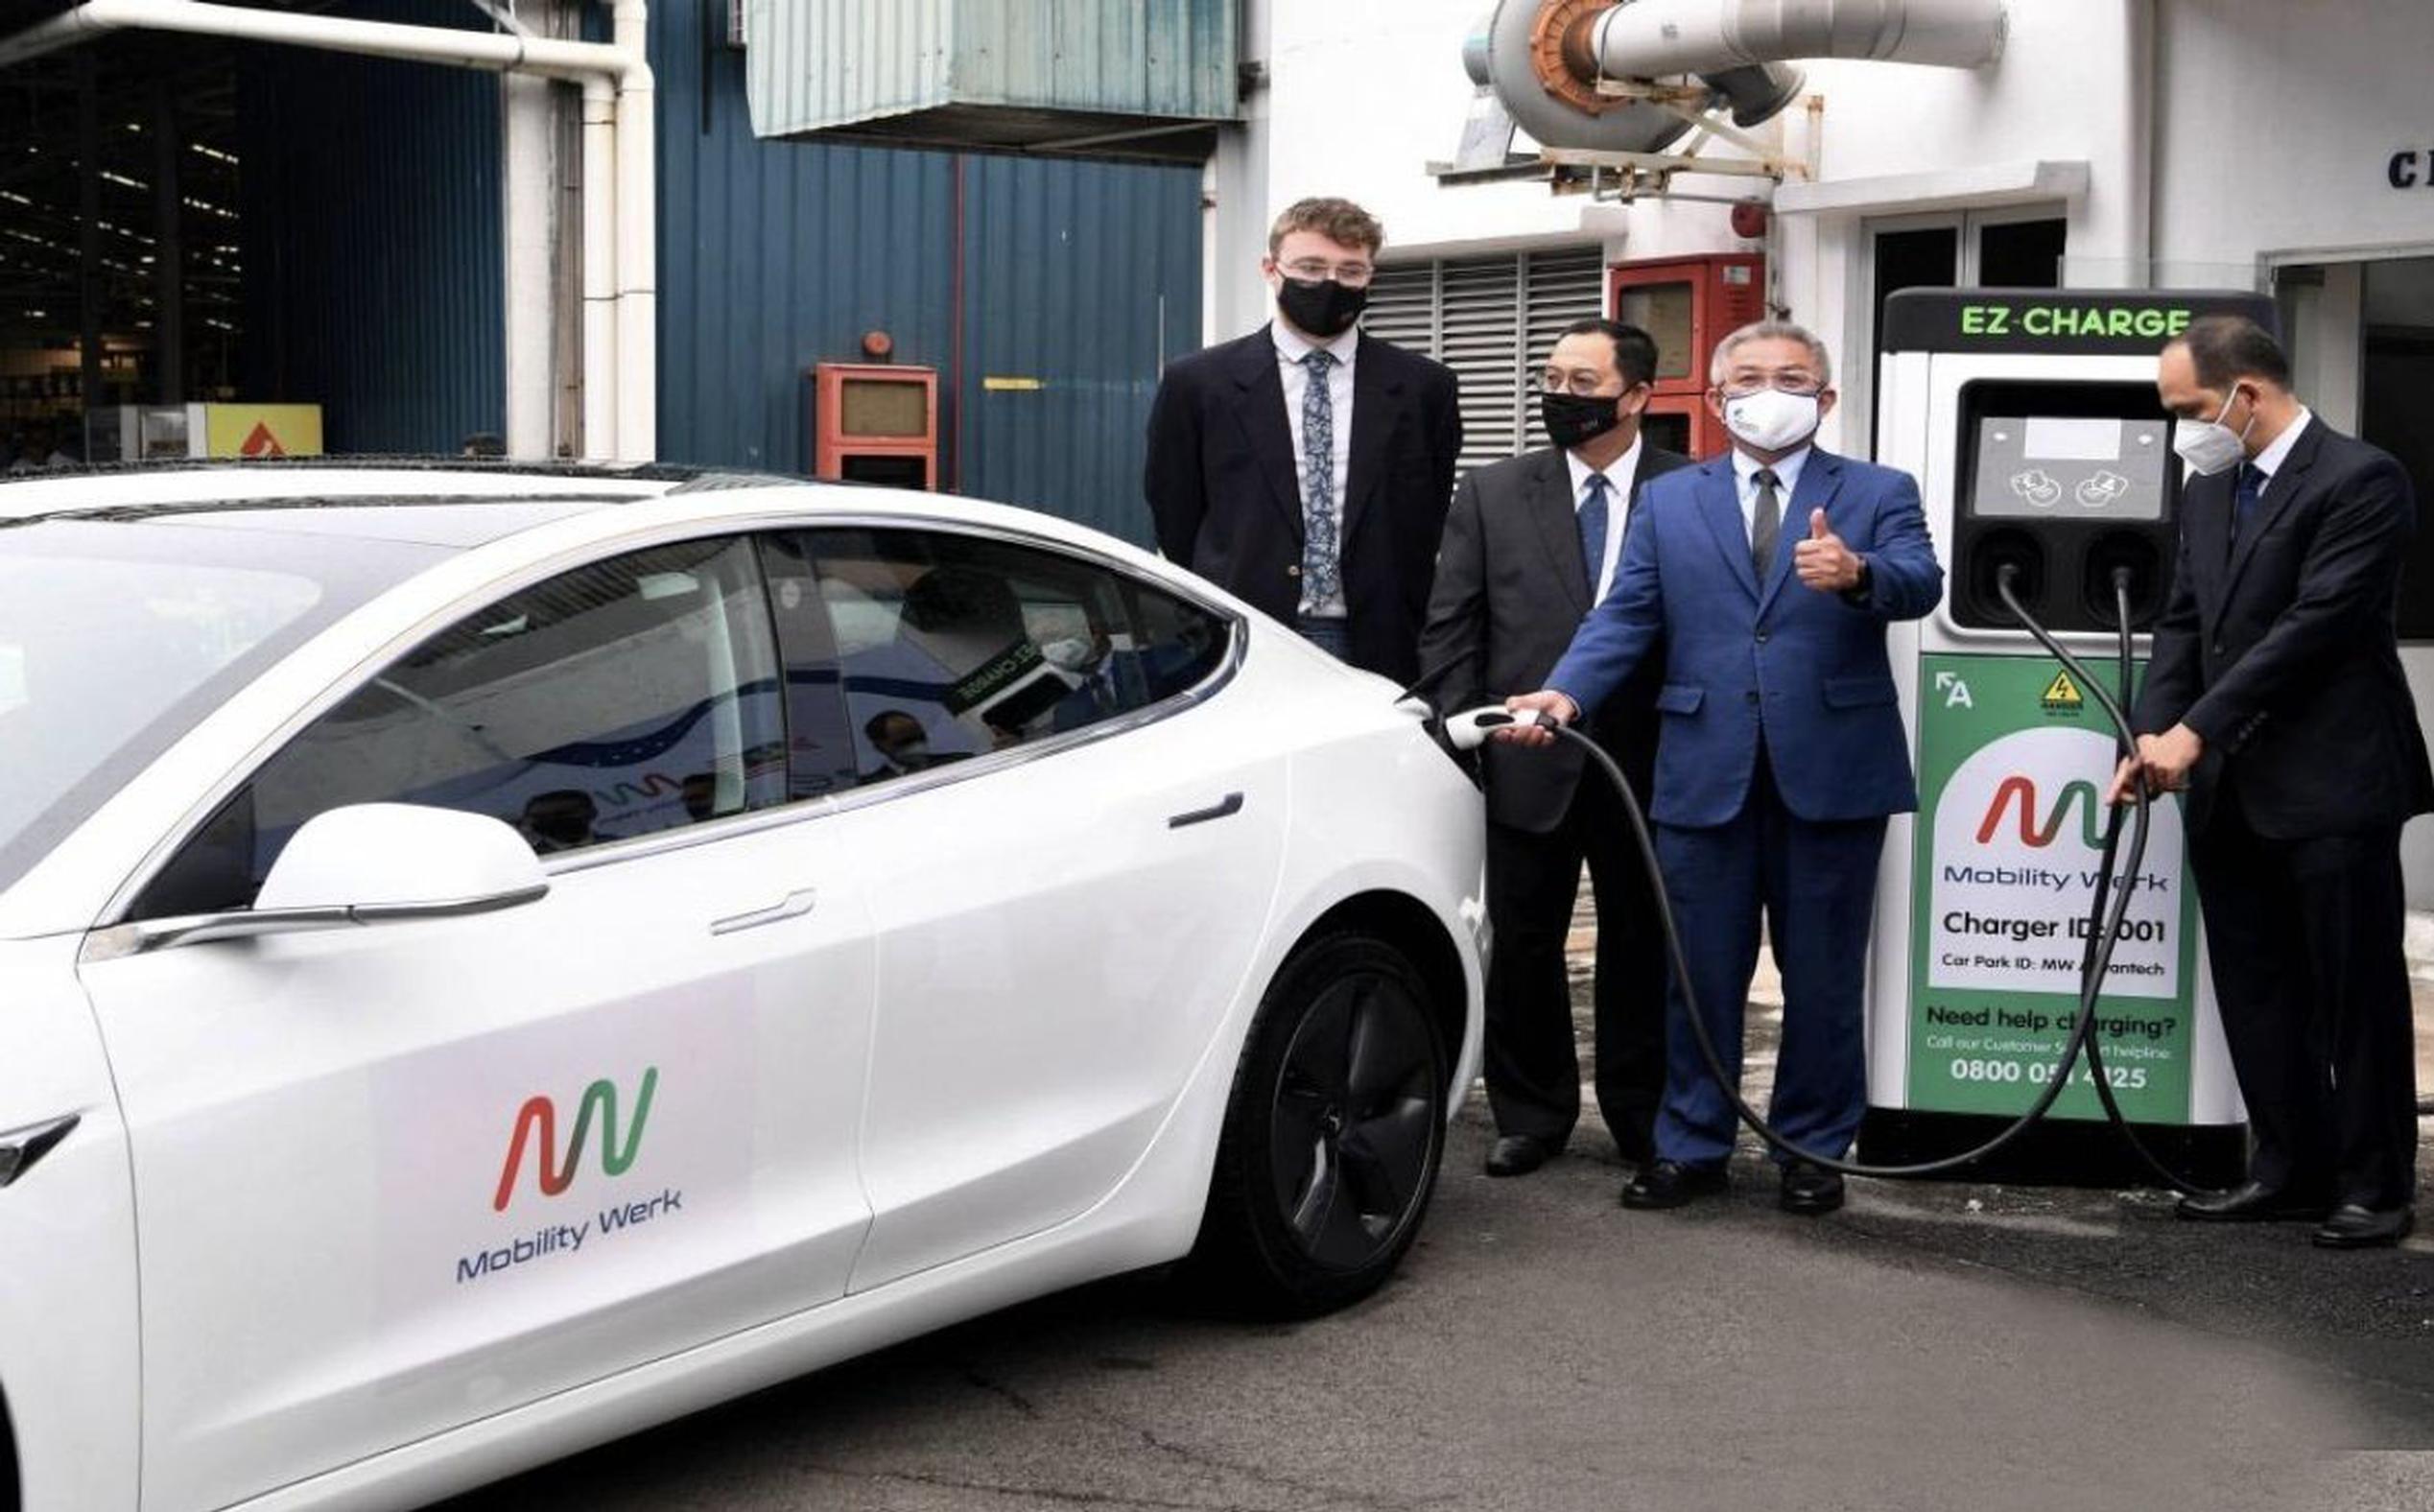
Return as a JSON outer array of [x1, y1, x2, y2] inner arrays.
[[444, 917, 2434, 1512]]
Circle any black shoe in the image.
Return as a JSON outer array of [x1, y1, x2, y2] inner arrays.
[[2312, 1203, 2414, 1249], [1484, 1134, 1558, 1178], [1620, 1159, 1728, 1210], [1778, 1160, 1845, 1217], [2174, 1180, 2331, 1223]]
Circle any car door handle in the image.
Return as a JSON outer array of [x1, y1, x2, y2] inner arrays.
[[710, 888, 818, 936], [1168, 792, 1244, 829]]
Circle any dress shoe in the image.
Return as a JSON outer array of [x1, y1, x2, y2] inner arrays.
[[2312, 1203, 2414, 1249], [2173, 1180, 2330, 1223], [1778, 1160, 1845, 1217], [1620, 1159, 1728, 1210], [1483, 1134, 1557, 1178]]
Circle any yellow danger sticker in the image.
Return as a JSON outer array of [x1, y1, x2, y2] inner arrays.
[[2040, 670, 2084, 711]]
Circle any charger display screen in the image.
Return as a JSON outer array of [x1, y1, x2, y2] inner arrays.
[[1969, 415, 2171, 522]]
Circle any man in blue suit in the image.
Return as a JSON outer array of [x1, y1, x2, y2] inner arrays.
[[1501, 321, 1942, 1216]]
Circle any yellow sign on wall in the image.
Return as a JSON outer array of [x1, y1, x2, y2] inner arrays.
[[202, 404, 323, 459]]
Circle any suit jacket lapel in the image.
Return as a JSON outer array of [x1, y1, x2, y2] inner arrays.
[[1225, 327, 1304, 538], [1758, 451, 1845, 619], [1343, 338, 1401, 540], [1524, 450, 1593, 614], [2221, 419, 2324, 605]]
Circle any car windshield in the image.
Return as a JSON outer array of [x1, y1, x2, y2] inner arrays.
[[0, 517, 445, 899]]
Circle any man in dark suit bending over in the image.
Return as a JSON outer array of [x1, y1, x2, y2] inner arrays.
[[1417, 319, 1690, 1175], [2111, 315, 2432, 1248], [1144, 198, 1462, 684]]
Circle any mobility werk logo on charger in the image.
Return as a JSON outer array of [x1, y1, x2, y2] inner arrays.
[[458, 1067, 682, 1286]]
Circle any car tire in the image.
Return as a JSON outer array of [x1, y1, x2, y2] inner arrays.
[[1180, 932, 1448, 1317]]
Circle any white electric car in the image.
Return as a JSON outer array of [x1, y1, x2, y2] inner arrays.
[[0, 462, 1485, 1512]]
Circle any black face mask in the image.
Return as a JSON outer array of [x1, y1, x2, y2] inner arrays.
[[1276, 276, 1368, 340], [1541, 390, 1625, 452]]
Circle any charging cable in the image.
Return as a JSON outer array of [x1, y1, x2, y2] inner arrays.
[[1439, 562, 2194, 1182]]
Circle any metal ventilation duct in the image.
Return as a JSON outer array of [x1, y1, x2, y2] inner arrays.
[[1470, 0, 2008, 150]]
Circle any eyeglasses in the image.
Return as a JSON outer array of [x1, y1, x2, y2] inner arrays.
[[1279, 258, 1375, 288], [1538, 368, 1629, 397], [1719, 374, 1824, 397]]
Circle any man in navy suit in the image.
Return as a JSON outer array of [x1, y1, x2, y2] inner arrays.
[[1501, 322, 1943, 1216], [2110, 316, 2430, 1248]]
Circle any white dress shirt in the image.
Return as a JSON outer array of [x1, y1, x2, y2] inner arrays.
[[1731, 444, 1812, 546], [1565, 435, 1645, 603], [2249, 406, 2313, 485], [1273, 321, 1359, 617]]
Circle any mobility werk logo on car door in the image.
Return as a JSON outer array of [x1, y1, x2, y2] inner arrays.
[[459, 1067, 684, 1285]]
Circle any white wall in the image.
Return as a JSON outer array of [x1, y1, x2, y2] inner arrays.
[[2154, 0, 2434, 275]]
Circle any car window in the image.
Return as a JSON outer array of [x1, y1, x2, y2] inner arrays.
[[1119, 573, 1232, 704], [798, 528, 1231, 786], [0, 519, 440, 899], [132, 535, 786, 917]]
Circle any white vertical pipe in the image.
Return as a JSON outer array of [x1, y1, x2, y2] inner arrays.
[[503, 67, 557, 456], [610, 0, 655, 461], [579, 74, 618, 461]]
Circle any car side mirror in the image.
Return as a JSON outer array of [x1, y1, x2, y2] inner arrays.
[[114, 803, 548, 954]]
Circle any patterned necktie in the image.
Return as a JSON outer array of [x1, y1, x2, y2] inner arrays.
[[1299, 348, 1340, 607], [1577, 472, 1611, 600], [2232, 462, 2265, 551], [1749, 467, 1782, 579]]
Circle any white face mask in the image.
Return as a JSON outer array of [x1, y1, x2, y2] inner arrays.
[[1721, 387, 1822, 452], [2170, 385, 2255, 477]]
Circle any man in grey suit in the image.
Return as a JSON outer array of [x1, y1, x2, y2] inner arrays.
[[1418, 318, 1692, 1175]]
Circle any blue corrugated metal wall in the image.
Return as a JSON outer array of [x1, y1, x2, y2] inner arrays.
[[957, 154, 1202, 544], [237, 0, 504, 454], [657, 0, 1201, 545]]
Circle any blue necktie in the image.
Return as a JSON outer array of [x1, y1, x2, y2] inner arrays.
[[1299, 349, 1340, 607], [1577, 472, 1611, 599], [2232, 462, 2265, 549]]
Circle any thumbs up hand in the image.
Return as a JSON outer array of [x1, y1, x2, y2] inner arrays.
[[1794, 507, 1865, 594]]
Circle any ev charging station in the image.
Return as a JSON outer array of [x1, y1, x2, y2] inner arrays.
[[1859, 288, 2277, 1187]]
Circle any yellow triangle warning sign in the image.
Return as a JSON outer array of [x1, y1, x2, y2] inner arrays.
[[2041, 670, 2084, 711]]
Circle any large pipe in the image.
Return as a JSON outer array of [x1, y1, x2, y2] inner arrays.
[[1473, 0, 2007, 150], [1590, 0, 2008, 86], [609, 0, 655, 463], [579, 77, 619, 461], [0, 0, 632, 79]]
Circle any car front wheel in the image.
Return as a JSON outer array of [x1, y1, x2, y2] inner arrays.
[[1182, 932, 1448, 1316]]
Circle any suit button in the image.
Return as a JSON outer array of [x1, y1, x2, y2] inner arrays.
[[1287, 565, 1302, 578], [1745, 691, 1760, 705], [1755, 631, 1770, 645], [2210, 641, 2222, 654]]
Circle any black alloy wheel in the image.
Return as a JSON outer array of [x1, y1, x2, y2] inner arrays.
[[1182, 933, 1448, 1316], [1269, 966, 1441, 1270]]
